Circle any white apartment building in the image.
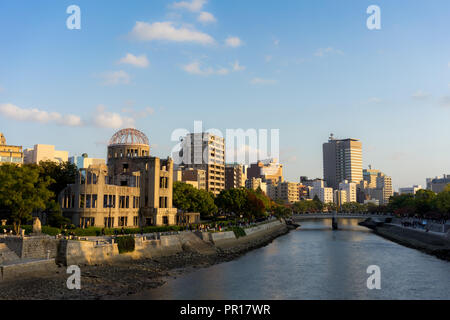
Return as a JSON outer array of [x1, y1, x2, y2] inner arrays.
[[24, 144, 69, 164], [180, 133, 225, 195], [339, 180, 357, 203]]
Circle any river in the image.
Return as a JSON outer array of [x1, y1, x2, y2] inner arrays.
[[135, 219, 450, 300]]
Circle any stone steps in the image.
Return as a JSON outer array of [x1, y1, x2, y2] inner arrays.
[[0, 243, 20, 265], [178, 232, 217, 255]]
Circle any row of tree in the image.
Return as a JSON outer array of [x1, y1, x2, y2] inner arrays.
[[384, 187, 450, 219], [173, 183, 292, 221], [0, 161, 77, 233]]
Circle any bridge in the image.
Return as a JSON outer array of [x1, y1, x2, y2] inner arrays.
[[292, 213, 392, 230]]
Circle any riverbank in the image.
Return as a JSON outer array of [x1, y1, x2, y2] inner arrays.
[[367, 224, 450, 261], [0, 221, 289, 300]]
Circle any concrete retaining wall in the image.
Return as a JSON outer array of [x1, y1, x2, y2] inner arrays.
[[244, 220, 283, 236], [1, 259, 56, 281], [208, 231, 236, 243], [61, 240, 119, 266], [0, 235, 59, 260]]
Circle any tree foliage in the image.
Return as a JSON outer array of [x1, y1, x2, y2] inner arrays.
[[0, 164, 53, 234], [173, 182, 217, 219]]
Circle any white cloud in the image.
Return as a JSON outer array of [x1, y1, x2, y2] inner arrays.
[[412, 90, 431, 100], [93, 105, 135, 129], [315, 47, 344, 57], [182, 61, 229, 76], [440, 96, 450, 108], [0, 103, 82, 127], [367, 97, 382, 104], [122, 106, 155, 118], [250, 78, 278, 85], [118, 53, 149, 68], [231, 60, 245, 72], [130, 21, 215, 45], [98, 70, 131, 86], [225, 36, 243, 48], [171, 0, 207, 12], [198, 11, 216, 24]]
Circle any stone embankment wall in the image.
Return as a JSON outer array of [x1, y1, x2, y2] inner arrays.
[[0, 235, 59, 259], [58, 220, 287, 266], [0, 220, 288, 274]]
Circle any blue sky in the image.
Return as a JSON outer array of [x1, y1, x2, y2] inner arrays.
[[0, 0, 449, 190]]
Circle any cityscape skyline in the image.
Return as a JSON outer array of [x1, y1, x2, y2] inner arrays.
[[1, 0, 449, 190]]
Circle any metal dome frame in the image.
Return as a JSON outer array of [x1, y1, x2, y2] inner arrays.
[[108, 128, 149, 146]]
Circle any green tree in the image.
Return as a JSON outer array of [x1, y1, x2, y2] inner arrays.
[[215, 188, 248, 215], [0, 164, 53, 234], [414, 189, 437, 216], [36, 161, 78, 201], [436, 187, 450, 218], [173, 182, 217, 220]]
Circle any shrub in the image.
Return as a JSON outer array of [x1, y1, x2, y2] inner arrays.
[[41, 226, 61, 236], [116, 236, 135, 254], [229, 226, 246, 238]]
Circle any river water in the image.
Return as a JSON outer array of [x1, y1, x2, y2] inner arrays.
[[136, 219, 450, 300]]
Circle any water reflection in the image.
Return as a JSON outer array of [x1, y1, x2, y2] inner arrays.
[[131, 219, 450, 300]]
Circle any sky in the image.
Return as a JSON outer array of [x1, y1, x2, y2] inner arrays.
[[0, 0, 449, 191]]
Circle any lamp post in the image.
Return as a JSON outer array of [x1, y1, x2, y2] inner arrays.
[[105, 203, 113, 228]]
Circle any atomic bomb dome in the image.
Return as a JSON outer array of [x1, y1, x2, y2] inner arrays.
[[107, 128, 150, 160], [108, 128, 149, 147]]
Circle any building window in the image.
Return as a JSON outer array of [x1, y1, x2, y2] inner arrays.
[[79, 194, 85, 208], [86, 195, 91, 208], [163, 216, 169, 225], [92, 194, 97, 209], [133, 216, 139, 226]]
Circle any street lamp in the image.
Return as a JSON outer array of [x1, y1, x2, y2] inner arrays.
[[105, 204, 113, 228]]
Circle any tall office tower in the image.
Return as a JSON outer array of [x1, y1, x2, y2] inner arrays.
[[323, 134, 363, 190], [181, 132, 225, 195], [362, 168, 393, 205]]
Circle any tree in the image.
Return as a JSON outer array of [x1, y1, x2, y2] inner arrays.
[[273, 205, 291, 219], [215, 188, 247, 216], [436, 187, 450, 219], [173, 182, 217, 220], [0, 164, 53, 234], [414, 189, 437, 216], [244, 190, 266, 220], [36, 161, 78, 201]]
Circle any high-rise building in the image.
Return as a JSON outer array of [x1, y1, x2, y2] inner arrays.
[[24, 144, 69, 164], [361, 168, 393, 205], [267, 181, 300, 204], [426, 175, 450, 193], [338, 180, 357, 203], [0, 132, 23, 165], [225, 163, 245, 189], [309, 179, 334, 204], [247, 158, 283, 184], [323, 134, 363, 190], [246, 177, 268, 194], [180, 132, 225, 195]]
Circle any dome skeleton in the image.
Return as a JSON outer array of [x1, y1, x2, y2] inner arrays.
[[108, 128, 149, 146]]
